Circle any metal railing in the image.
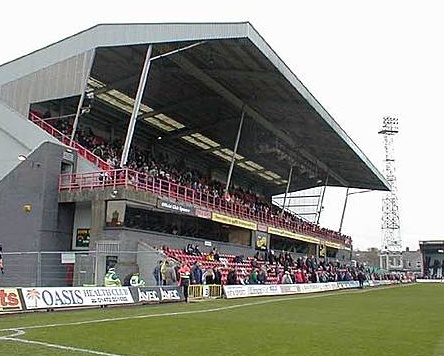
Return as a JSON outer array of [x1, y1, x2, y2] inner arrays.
[[58, 168, 351, 247], [28, 112, 350, 247], [29, 112, 112, 171]]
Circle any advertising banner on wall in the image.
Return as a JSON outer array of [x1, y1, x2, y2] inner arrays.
[[267, 226, 320, 244], [106, 200, 126, 227], [211, 212, 257, 230], [0, 288, 23, 313], [131, 286, 185, 303], [254, 231, 269, 250], [75, 228, 90, 248], [22, 287, 134, 310], [223, 281, 363, 299], [157, 198, 196, 215]]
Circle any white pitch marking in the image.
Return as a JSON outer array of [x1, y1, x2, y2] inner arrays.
[[0, 328, 25, 339], [0, 285, 398, 333], [0, 336, 128, 356]]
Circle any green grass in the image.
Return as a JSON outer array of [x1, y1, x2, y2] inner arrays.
[[1, 284, 443, 355]]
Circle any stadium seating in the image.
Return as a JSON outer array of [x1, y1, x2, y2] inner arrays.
[[29, 111, 352, 247]]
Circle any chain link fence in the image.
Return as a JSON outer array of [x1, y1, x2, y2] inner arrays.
[[0, 248, 163, 288]]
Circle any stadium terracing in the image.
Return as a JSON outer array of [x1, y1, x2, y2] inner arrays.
[[0, 22, 390, 287]]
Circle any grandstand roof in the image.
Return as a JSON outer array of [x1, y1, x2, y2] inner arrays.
[[0, 22, 390, 195]]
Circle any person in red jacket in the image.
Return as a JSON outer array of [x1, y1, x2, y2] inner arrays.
[[178, 262, 191, 302], [295, 269, 304, 284]]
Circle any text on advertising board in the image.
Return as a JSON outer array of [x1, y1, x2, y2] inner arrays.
[[23, 287, 134, 309], [0, 288, 22, 312], [137, 287, 183, 303]]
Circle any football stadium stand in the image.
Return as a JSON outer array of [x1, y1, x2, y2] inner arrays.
[[0, 22, 390, 289]]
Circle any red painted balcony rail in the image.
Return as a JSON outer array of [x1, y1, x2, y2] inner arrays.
[[59, 169, 352, 247], [29, 112, 112, 171]]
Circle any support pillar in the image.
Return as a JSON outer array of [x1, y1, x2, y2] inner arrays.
[[224, 107, 245, 197], [120, 45, 153, 167]]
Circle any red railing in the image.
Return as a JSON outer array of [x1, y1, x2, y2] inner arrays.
[[29, 112, 112, 171], [59, 169, 352, 247]]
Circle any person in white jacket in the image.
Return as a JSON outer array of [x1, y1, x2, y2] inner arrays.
[[281, 270, 293, 284]]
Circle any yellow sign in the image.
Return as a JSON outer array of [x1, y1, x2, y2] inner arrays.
[[211, 213, 257, 230], [325, 241, 342, 249], [267, 227, 320, 244], [256, 235, 268, 249]]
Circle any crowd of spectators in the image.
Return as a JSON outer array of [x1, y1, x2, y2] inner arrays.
[[37, 113, 352, 245], [161, 245, 408, 287], [227, 254, 409, 286]]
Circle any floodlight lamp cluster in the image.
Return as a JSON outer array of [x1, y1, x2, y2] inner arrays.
[[380, 116, 399, 133]]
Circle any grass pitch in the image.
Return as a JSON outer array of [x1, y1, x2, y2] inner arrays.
[[0, 283, 443, 356]]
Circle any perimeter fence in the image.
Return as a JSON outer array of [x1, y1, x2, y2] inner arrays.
[[0, 249, 163, 288]]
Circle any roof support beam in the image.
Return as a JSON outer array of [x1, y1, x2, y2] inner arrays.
[[70, 49, 96, 145], [120, 45, 153, 167], [225, 107, 245, 197]]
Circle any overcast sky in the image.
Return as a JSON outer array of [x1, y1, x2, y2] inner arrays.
[[1, 1, 442, 251]]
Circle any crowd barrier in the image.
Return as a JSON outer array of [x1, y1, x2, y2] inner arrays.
[[416, 279, 444, 283], [188, 284, 222, 300], [222, 280, 399, 299], [0, 280, 401, 314], [0, 286, 185, 314]]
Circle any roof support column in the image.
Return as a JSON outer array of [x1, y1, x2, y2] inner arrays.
[[70, 49, 96, 145], [316, 175, 329, 224], [224, 107, 245, 197], [280, 165, 294, 217], [120, 45, 153, 167], [339, 187, 350, 233]]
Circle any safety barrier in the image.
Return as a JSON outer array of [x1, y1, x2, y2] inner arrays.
[[0, 281, 404, 314], [188, 284, 222, 300]]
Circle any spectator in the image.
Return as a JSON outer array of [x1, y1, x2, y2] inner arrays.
[[257, 267, 268, 284], [160, 260, 168, 285], [153, 260, 162, 286], [185, 244, 194, 255], [206, 251, 215, 262], [194, 245, 202, 256], [178, 262, 191, 302], [213, 267, 222, 285], [130, 272, 146, 287], [294, 269, 304, 284], [248, 269, 258, 284], [0, 244, 3, 274], [203, 268, 215, 285], [357, 270, 366, 289], [226, 268, 238, 285], [234, 255, 244, 264], [281, 270, 293, 284], [212, 247, 220, 262], [104, 267, 122, 287], [165, 261, 177, 286], [191, 262, 203, 285]]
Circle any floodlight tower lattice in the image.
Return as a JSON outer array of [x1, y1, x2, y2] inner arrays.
[[378, 116, 402, 270]]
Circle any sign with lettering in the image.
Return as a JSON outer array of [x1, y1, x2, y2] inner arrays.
[[157, 199, 195, 215], [135, 286, 184, 303], [211, 212, 257, 230], [22, 287, 134, 310], [267, 226, 320, 244], [75, 228, 90, 248], [0, 288, 22, 313]]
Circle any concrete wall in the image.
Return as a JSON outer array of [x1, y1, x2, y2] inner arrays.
[[72, 202, 92, 250], [0, 51, 94, 116], [0, 142, 74, 286]]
